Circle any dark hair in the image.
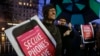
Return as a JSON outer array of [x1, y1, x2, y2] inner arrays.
[[57, 15, 70, 24], [91, 22, 96, 25], [42, 4, 55, 18]]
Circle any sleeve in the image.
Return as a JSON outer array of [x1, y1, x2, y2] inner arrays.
[[55, 27, 62, 56]]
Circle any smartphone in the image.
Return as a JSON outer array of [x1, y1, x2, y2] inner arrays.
[[5, 15, 56, 56]]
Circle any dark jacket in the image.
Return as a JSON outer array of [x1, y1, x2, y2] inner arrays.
[[57, 25, 81, 56], [57, 25, 81, 49], [43, 22, 62, 56], [66, 27, 81, 49], [96, 25, 100, 49]]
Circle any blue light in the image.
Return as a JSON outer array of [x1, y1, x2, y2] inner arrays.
[[96, 0, 100, 3]]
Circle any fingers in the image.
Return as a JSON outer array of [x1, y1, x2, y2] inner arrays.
[[68, 23, 72, 30], [63, 30, 71, 36]]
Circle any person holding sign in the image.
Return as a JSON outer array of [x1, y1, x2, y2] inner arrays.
[[56, 16, 81, 56], [81, 23, 96, 56], [42, 4, 62, 56]]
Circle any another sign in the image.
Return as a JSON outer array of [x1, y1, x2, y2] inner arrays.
[[81, 24, 94, 43]]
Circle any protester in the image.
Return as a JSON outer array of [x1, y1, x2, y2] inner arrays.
[[56, 16, 69, 56], [56, 16, 81, 56], [96, 25, 100, 56], [80, 23, 96, 56], [42, 4, 62, 56]]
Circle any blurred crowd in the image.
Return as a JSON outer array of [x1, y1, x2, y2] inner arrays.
[[42, 4, 100, 56], [2, 4, 99, 56], [56, 17, 100, 56]]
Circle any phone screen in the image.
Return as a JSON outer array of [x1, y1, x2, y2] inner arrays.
[[12, 20, 55, 56]]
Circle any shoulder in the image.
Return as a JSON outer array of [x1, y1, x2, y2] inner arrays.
[[53, 25, 59, 30], [98, 24, 100, 28]]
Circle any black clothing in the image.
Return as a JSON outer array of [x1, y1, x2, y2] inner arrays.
[[96, 25, 100, 56], [43, 21, 62, 56], [57, 25, 81, 56], [57, 25, 68, 56]]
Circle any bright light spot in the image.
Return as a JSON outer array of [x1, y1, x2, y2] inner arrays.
[[18, 2, 22, 5], [30, 4, 32, 7], [1, 27, 5, 31], [2, 36, 5, 42], [23, 2, 26, 5], [27, 3, 29, 6], [7, 23, 18, 25]]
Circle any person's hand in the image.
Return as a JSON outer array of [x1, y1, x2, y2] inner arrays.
[[63, 30, 71, 36], [68, 23, 72, 30]]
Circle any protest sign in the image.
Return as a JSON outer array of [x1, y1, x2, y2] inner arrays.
[[81, 24, 94, 43], [5, 15, 56, 56]]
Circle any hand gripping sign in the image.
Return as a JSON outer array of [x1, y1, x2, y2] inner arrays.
[[5, 15, 56, 56], [81, 23, 94, 43]]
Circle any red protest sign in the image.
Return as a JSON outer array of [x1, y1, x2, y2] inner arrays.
[[5, 15, 56, 56], [17, 25, 55, 56], [81, 24, 94, 43], [81, 25, 93, 40]]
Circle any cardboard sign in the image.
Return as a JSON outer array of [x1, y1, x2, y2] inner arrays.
[[81, 24, 94, 43], [5, 15, 56, 56], [17, 25, 55, 56]]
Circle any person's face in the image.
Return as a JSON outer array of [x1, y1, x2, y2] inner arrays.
[[58, 19, 67, 26], [48, 8, 56, 20]]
